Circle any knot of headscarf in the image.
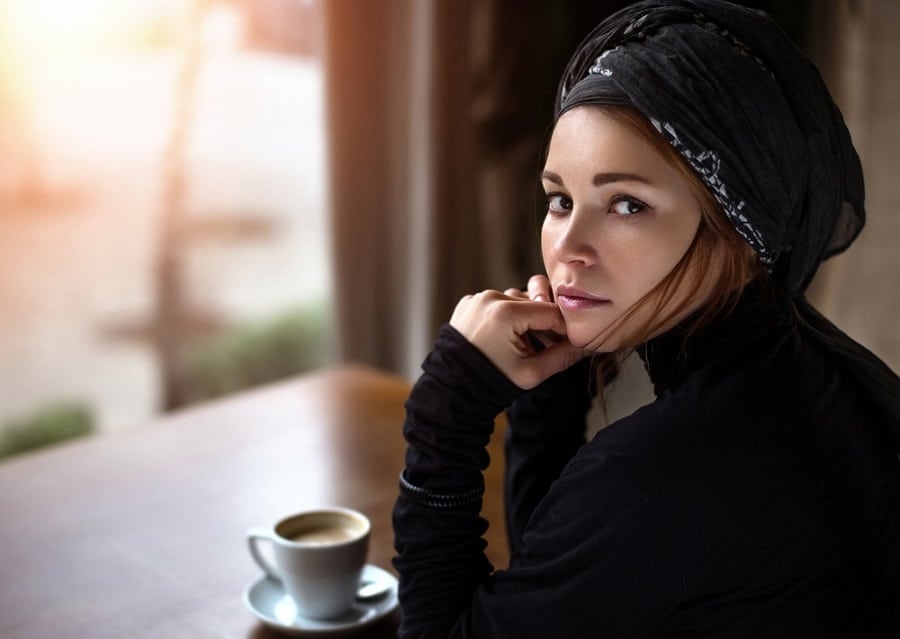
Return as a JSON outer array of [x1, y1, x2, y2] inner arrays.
[[556, 0, 864, 293]]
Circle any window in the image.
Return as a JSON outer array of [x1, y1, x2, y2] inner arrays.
[[0, 0, 331, 453]]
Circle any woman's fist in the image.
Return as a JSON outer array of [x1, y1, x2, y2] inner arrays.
[[449, 281, 585, 389]]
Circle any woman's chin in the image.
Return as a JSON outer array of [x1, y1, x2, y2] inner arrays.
[[566, 327, 620, 353]]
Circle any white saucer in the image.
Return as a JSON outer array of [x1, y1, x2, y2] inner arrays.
[[243, 564, 399, 637]]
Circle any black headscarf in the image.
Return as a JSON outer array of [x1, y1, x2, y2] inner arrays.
[[554, 1, 899, 457], [556, 0, 862, 293]]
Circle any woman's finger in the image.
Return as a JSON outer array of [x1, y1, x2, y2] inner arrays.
[[527, 275, 552, 302], [506, 299, 569, 337], [503, 287, 528, 300], [527, 329, 564, 350]]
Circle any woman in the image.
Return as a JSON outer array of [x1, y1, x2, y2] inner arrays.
[[393, 1, 900, 636]]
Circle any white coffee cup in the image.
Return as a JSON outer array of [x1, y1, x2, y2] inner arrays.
[[247, 507, 371, 619]]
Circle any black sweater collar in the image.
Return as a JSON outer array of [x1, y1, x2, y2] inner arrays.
[[637, 280, 792, 395]]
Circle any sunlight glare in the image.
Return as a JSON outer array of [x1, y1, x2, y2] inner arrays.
[[2, 0, 183, 59], [202, 4, 245, 51]]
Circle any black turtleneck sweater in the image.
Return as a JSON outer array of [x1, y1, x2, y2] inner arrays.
[[392, 284, 900, 638]]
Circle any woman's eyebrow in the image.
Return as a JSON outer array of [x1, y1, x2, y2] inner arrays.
[[541, 170, 652, 187], [592, 172, 652, 187], [541, 170, 565, 185]]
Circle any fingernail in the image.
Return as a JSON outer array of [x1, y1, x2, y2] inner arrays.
[[534, 295, 547, 302]]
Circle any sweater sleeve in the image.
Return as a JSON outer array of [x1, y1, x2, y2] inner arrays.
[[393, 327, 685, 639], [504, 358, 593, 553], [393, 324, 522, 636]]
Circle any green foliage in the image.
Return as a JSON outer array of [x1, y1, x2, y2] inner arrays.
[[185, 301, 332, 403], [0, 303, 331, 460], [0, 402, 95, 460]]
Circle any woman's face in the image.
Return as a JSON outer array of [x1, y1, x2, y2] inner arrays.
[[541, 106, 705, 351]]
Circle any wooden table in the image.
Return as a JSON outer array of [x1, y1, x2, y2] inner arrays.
[[0, 366, 510, 638]]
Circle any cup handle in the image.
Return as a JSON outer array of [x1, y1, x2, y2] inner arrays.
[[246, 527, 281, 582]]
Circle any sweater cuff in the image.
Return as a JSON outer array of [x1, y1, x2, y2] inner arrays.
[[419, 324, 524, 417], [402, 324, 524, 490]]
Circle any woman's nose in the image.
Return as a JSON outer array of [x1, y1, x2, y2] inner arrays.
[[552, 211, 599, 267]]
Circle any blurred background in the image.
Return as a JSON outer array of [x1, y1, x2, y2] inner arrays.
[[1, 0, 897, 460], [0, 0, 330, 457]]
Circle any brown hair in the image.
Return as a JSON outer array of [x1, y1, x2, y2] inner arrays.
[[582, 106, 767, 396]]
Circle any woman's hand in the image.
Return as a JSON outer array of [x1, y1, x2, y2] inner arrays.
[[450, 275, 586, 389]]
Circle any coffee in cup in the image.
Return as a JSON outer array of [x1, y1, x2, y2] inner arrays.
[[246, 507, 370, 619]]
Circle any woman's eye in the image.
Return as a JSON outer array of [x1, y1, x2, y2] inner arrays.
[[609, 196, 647, 216], [546, 194, 572, 214]]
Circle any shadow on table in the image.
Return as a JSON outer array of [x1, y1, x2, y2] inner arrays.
[[246, 608, 400, 638]]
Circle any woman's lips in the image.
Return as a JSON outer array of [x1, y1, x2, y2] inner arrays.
[[555, 285, 611, 311]]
